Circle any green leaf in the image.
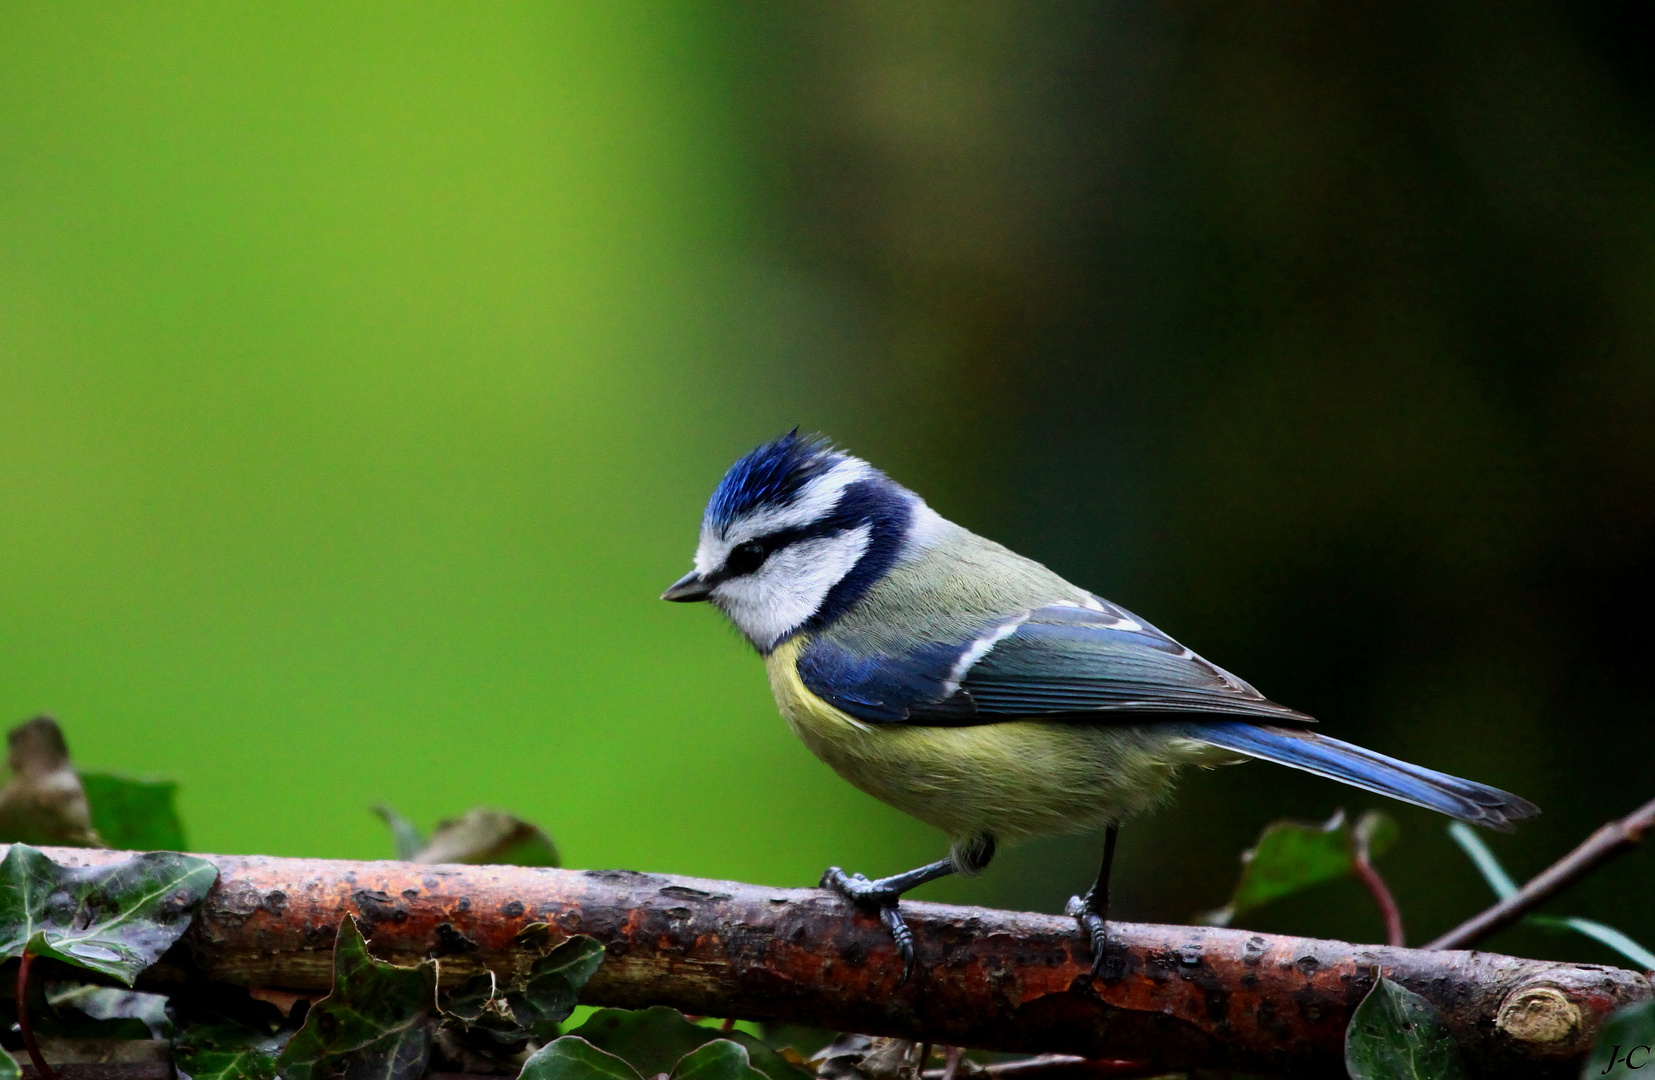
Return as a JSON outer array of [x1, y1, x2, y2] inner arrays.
[[1450, 826, 1655, 969], [79, 773, 188, 852], [1583, 999, 1655, 1079], [276, 917, 436, 1080], [1345, 977, 1469, 1080], [672, 1040, 769, 1080], [0, 1050, 17, 1080], [510, 935, 607, 1034], [0, 843, 218, 983], [414, 808, 560, 867], [439, 934, 605, 1044], [519, 1036, 643, 1080], [47, 984, 172, 1038], [568, 1007, 810, 1080], [371, 805, 426, 862], [437, 971, 502, 1026], [173, 1019, 285, 1080], [1530, 916, 1655, 971], [169, 985, 293, 1080], [1204, 810, 1398, 925], [1446, 823, 1519, 900]]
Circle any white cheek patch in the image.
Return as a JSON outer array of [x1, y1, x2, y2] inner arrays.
[[694, 457, 873, 575], [712, 524, 873, 649]]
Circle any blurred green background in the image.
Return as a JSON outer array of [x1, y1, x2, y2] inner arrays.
[[3, 3, 1652, 963]]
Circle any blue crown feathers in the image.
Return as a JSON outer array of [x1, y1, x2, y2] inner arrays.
[[704, 430, 846, 533]]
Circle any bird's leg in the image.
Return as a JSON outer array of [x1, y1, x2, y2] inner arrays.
[[822, 835, 995, 986], [821, 859, 951, 985], [1065, 823, 1119, 979]]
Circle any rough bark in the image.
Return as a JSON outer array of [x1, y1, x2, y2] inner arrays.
[[26, 847, 1651, 1079]]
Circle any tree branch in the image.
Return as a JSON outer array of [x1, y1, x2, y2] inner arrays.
[[1427, 795, 1655, 952], [20, 846, 1650, 1079]]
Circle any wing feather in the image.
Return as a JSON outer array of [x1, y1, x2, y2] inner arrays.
[[797, 599, 1311, 727]]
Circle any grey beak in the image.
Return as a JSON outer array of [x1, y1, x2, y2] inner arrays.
[[661, 571, 713, 602]]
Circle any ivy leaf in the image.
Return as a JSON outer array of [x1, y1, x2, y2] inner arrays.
[[173, 1019, 286, 1080], [519, 1036, 642, 1080], [568, 1007, 810, 1080], [440, 935, 604, 1037], [1203, 809, 1398, 926], [79, 773, 187, 852], [1344, 977, 1468, 1080], [276, 917, 436, 1080], [520, 1037, 772, 1080], [28, 997, 154, 1042], [436, 934, 604, 1074], [170, 985, 294, 1080], [672, 1040, 770, 1080], [509, 935, 607, 1035], [437, 972, 503, 1026], [0, 1051, 15, 1080], [0, 718, 100, 847], [0, 843, 218, 983], [48, 984, 172, 1039], [1583, 999, 1655, 1079]]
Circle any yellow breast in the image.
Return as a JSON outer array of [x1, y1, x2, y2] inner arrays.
[[764, 637, 1200, 843]]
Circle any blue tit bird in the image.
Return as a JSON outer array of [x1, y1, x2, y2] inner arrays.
[[662, 432, 1538, 983]]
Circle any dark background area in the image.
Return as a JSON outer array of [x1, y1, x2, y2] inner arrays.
[[720, 1, 1655, 957]]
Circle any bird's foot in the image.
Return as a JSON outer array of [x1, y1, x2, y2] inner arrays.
[[1065, 894, 1109, 980], [822, 866, 917, 986]]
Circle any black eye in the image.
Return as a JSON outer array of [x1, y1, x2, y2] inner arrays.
[[725, 541, 768, 576]]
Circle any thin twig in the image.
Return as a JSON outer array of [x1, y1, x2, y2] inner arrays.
[[920, 1055, 1169, 1080], [1428, 794, 1655, 951], [16, 951, 61, 1080], [939, 1046, 962, 1080], [1353, 827, 1406, 947]]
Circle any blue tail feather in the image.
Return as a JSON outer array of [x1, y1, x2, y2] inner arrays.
[[1178, 720, 1539, 831]]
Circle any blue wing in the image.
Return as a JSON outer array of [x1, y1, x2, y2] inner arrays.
[[787, 598, 1535, 826], [795, 635, 978, 723], [928, 603, 1308, 723], [796, 599, 1310, 726], [794, 599, 1538, 828]]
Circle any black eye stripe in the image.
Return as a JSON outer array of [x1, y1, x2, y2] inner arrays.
[[717, 523, 829, 578], [724, 540, 768, 576]]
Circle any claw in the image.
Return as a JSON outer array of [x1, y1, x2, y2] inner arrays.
[[822, 866, 916, 986], [819, 858, 956, 988], [1066, 894, 1109, 979], [822, 866, 900, 906], [879, 905, 916, 987]]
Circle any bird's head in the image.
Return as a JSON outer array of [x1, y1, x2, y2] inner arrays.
[[663, 431, 926, 651]]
